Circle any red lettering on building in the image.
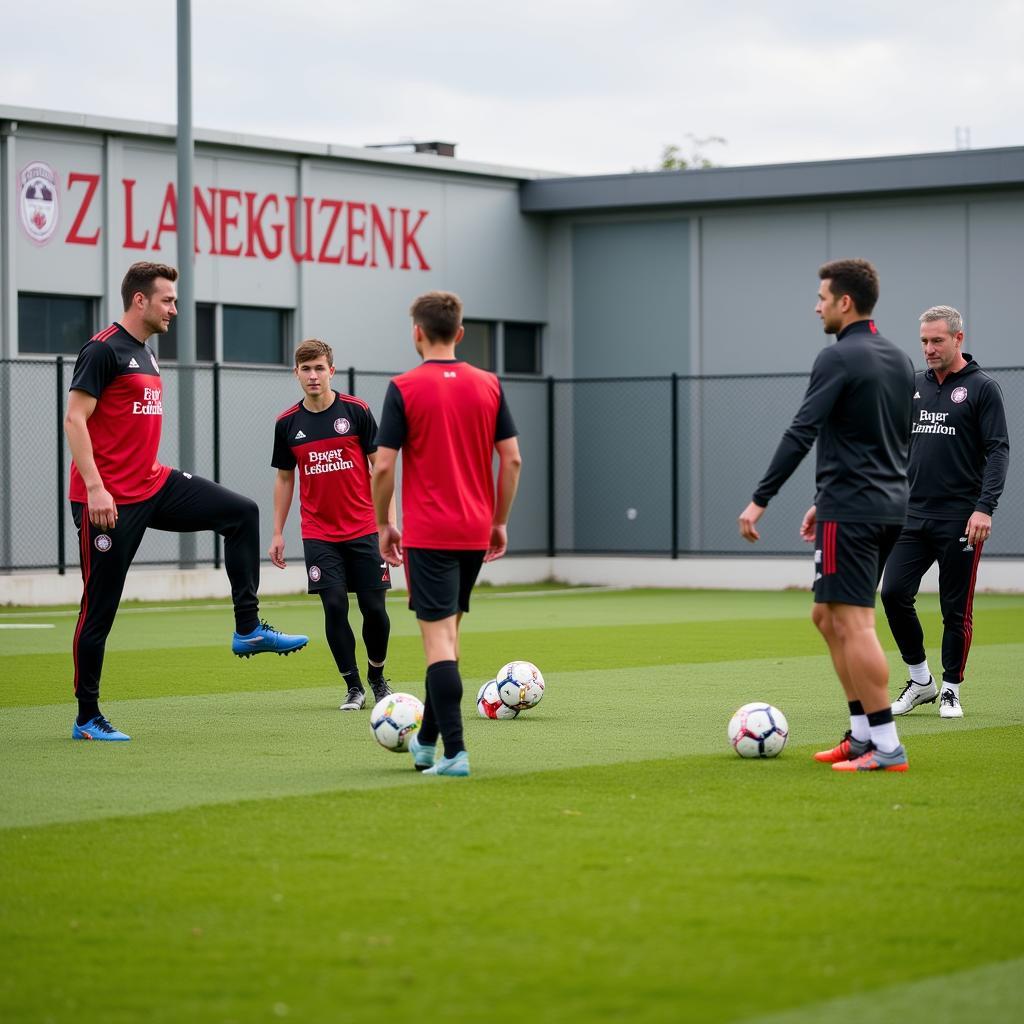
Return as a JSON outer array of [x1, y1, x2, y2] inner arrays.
[[65, 173, 101, 246], [122, 179, 150, 249], [60, 171, 430, 269], [346, 201, 368, 267], [194, 187, 217, 255], [317, 199, 345, 264], [400, 209, 430, 271], [218, 189, 243, 257], [287, 196, 316, 262], [370, 206, 395, 269], [244, 192, 283, 260], [152, 183, 177, 250]]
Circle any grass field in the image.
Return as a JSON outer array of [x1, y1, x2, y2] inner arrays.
[[2, 584, 1022, 1024]]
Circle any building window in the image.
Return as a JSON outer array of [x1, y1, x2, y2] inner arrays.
[[160, 303, 216, 362], [503, 322, 542, 374], [223, 306, 288, 364], [460, 320, 495, 370], [18, 293, 95, 355]]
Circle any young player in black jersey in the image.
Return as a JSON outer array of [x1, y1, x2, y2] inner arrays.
[[738, 259, 915, 771], [881, 306, 1010, 718], [270, 340, 393, 711]]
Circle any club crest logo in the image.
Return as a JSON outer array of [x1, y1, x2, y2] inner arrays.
[[94, 534, 112, 552], [309, 565, 322, 582], [334, 417, 350, 434], [18, 161, 60, 245], [951, 386, 968, 404]]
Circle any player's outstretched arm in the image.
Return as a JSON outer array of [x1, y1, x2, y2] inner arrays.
[[65, 389, 117, 531], [269, 469, 295, 568]]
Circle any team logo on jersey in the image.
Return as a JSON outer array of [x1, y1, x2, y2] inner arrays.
[[913, 391, 921, 399], [951, 386, 968, 404], [128, 357, 140, 368], [295, 430, 306, 439], [18, 161, 59, 245], [309, 565, 322, 582], [94, 534, 112, 552], [334, 417, 350, 434]]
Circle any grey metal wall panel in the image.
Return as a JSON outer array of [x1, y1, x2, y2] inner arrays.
[[827, 200, 968, 361], [570, 219, 690, 376], [699, 209, 828, 375], [967, 197, 1024, 366]]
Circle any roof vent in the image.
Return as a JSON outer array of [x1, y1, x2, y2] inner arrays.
[[366, 141, 456, 158]]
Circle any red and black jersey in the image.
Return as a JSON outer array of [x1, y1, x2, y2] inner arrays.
[[68, 323, 171, 504], [272, 392, 378, 542], [376, 359, 518, 549]]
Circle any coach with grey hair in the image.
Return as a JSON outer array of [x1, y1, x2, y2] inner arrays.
[[881, 305, 1009, 719]]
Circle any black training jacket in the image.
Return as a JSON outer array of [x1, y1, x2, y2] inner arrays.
[[753, 320, 915, 524], [907, 356, 1010, 521]]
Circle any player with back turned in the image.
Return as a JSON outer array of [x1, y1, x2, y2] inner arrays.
[[64, 262, 307, 741], [372, 291, 522, 777], [738, 258, 915, 772]]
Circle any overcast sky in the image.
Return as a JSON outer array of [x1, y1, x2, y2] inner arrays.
[[2, 0, 1021, 175]]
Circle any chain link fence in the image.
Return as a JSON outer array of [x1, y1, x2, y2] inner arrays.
[[1, 360, 1020, 572]]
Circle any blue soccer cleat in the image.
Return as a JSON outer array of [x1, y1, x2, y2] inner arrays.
[[422, 750, 470, 777], [72, 716, 131, 741], [232, 621, 309, 658], [408, 733, 437, 772]]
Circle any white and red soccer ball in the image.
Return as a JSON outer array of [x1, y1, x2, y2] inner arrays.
[[477, 680, 520, 719], [728, 702, 789, 758]]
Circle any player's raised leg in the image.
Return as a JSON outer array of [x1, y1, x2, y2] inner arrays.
[[149, 470, 307, 656]]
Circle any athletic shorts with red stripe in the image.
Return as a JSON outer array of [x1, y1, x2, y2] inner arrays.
[[880, 516, 984, 684], [813, 520, 902, 608]]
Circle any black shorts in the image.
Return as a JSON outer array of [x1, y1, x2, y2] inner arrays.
[[302, 533, 392, 594], [813, 520, 902, 607], [404, 548, 485, 622]]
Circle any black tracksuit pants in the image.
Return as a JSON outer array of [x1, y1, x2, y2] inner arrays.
[[71, 470, 261, 703], [880, 516, 984, 685]]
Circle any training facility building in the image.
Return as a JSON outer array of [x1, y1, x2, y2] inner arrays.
[[1, 105, 1022, 600]]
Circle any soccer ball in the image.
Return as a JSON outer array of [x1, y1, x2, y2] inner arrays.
[[369, 692, 424, 752], [728, 702, 789, 759], [495, 660, 545, 711], [477, 680, 519, 719]]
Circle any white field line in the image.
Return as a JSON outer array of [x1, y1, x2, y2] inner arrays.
[[0, 623, 55, 629], [0, 586, 624, 619]]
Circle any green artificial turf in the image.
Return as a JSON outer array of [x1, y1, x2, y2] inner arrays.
[[1, 587, 1022, 1023]]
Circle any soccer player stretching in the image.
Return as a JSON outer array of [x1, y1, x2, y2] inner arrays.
[[65, 262, 307, 741], [270, 339, 394, 711], [738, 259, 915, 771], [372, 291, 522, 777]]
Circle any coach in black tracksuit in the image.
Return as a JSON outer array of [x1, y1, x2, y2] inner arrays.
[[881, 306, 1010, 719]]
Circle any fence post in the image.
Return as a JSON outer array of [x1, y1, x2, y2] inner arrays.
[[671, 373, 679, 559], [56, 357, 66, 575], [348, 366, 355, 396], [547, 375, 555, 557], [213, 361, 221, 570]]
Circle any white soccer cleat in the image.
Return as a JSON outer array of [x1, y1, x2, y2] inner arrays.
[[892, 677, 937, 715], [939, 689, 964, 718]]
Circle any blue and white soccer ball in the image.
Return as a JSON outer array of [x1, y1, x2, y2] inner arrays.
[[369, 692, 424, 752], [477, 680, 519, 719], [728, 702, 789, 758], [495, 660, 545, 711]]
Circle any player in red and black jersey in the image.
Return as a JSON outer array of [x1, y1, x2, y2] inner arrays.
[[373, 291, 522, 777], [270, 339, 393, 710], [65, 262, 307, 742], [738, 259, 915, 772]]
